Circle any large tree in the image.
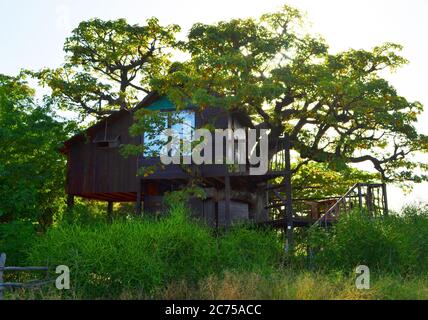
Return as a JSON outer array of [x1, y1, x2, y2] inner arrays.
[[154, 5, 428, 184], [36, 18, 180, 118], [39, 7, 428, 186], [0, 74, 74, 229]]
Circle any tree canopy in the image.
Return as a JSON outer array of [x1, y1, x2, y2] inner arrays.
[[0, 74, 74, 228], [154, 5, 428, 184], [36, 5, 428, 185], [36, 18, 180, 118]]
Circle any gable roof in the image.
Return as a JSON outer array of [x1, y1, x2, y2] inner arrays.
[[61, 92, 254, 151], [62, 92, 160, 149]]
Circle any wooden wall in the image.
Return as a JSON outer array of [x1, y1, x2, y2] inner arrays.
[[66, 111, 139, 196]]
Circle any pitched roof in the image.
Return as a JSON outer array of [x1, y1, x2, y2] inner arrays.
[[61, 92, 255, 151], [62, 92, 160, 148]]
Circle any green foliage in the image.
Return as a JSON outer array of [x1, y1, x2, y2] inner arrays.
[[155, 5, 428, 184], [0, 74, 74, 229], [35, 18, 180, 118], [62, 199, 111, 225], [9, 203, 428, 300], [219, 227, 282, 273], [0, 221, 38, 266], [27, 205, 281, 298], [30, 5, 428, 185], [292, 161, 379, 199], [307, 205, 428, 274]]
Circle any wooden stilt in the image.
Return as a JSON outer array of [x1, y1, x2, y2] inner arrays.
[[284, 134, 293, 254], [366, 186, 373, 216], [224, 173, 231, 229], [66, 194, 75, 212], [215, 199, 219, 231], [382, 183, 389, 216], [107, 201, 113, 221], [357, 184, 363, 212], [136, 179, 142, 216]]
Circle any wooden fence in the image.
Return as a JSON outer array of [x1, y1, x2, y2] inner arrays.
[[0, 253, 53, 300]]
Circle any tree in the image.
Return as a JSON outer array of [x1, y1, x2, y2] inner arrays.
[[0, 74, 74, 229], [36, 18, 180, 118], [154, 5, 428, 185], [291, 162, 378, 200]]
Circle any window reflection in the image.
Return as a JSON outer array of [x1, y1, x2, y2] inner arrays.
[[143, 110, 195, 158]]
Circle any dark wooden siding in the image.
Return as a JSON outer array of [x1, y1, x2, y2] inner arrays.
[[65, 105, 254, 195], [67, 111, 139, 195]]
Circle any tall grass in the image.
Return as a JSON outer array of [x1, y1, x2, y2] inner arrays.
[[13, 203, 428, 299], [26, 204, 282, 299], [307, 205, 428, 275]]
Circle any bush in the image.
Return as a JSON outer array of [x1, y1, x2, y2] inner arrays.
[[218, 226, 282, 273], [307, 205, 428, 275], [26, 204, 281, 298], [0, 221, 38, 265]]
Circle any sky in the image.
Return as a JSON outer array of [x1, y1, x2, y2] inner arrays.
[[1, 0, 427, 210]]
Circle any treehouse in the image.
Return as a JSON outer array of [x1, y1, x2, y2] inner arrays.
[[61, 93, 292, 227], [62, 93, 388, 234]]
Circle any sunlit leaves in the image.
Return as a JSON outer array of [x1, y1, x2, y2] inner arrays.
[[35, 18, 180, 118], [155, 5, 427, 184]]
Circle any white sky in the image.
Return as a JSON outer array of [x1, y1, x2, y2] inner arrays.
[[1, 0, 427, 210]]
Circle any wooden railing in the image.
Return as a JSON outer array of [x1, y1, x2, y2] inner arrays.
[[312, 183, 389, 228], [0, 253, 53, 300]]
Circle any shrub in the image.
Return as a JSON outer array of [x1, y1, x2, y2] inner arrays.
[[27, 205, 218, 298], [307, 205, 428, 275], [218, 226, 283, 273], [0, 221, 37, 265], [26, 204, 281, 298]]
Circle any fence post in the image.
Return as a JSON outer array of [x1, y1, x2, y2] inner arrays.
[[0, 253, 6, 300]]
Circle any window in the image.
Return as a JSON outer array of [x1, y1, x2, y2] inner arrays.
[[143, 113, 169, 157], [143, 110, 195, 158], [171, 110, 195, 157]]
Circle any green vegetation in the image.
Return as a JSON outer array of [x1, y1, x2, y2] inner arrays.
[[1, 203, 428, 300], [24, 204, 281, 299], [306, 205, 428, 274], [1, 5, 428, 301], [0, 75, 75, 230], [36, 6, 428, 185]]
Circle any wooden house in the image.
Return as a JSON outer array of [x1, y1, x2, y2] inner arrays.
[[61, 93, 292, 228]]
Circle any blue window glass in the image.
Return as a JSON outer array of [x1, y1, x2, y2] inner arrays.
[[143, 110, 195, 158]]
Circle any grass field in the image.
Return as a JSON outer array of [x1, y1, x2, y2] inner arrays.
[[2, 203, 428, 300]]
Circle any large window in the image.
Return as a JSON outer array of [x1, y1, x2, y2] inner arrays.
[[143, 110, 195, 158]]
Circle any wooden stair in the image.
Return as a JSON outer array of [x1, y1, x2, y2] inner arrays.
[[312, 183, 389, 228], [260, 183, 389, 229]]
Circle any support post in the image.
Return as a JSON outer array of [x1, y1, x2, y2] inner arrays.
[[66, 194, 75, 211], [357, 184, 363, 213], [382, 183, 389, 217], [66, 194, 75, 222], [284, 134, 293, 254], [366, 186, 373, 217], [0, 253, 6, 300], [136, 179, 142, 216], [224, 173, 231, 229], [107, 201, 113, 222], [215, 198, 219, 231]]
